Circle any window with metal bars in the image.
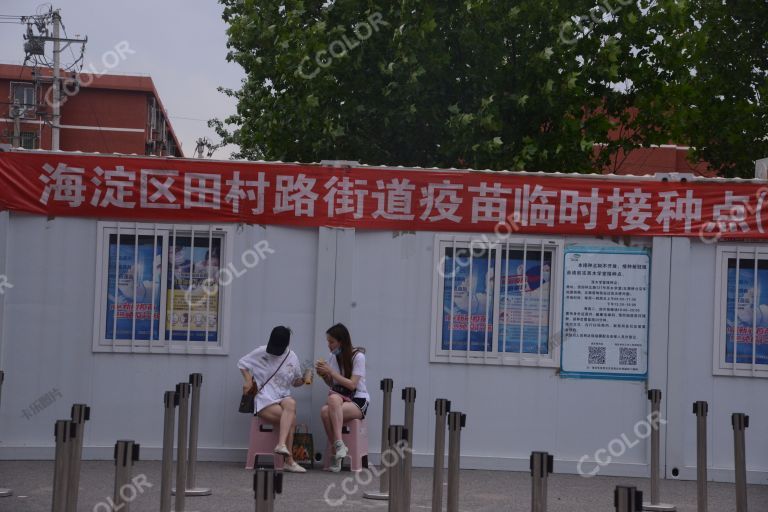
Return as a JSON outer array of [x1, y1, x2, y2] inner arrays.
[[714, 246, 768, 377], [93, 222, 233, 354], [431, 235, 562, 366], [20, 132, 36, 150]]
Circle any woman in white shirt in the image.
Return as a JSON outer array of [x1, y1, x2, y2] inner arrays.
[[238, 326, 307, 473], [315, 323, 370, 472]]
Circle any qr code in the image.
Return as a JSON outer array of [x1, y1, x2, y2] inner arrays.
[[619, 347, 638, 366], [588, 346, 606, 365]]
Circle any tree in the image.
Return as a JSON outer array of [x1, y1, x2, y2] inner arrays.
[[604, 0, 768, 177], [214, 0, 767, 177]]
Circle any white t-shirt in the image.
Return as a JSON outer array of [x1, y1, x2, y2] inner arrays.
[[327, 351, 370, 401], [238, 346, 302, 413]]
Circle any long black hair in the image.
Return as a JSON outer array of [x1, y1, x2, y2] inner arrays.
[[326, 323, 360, 378]]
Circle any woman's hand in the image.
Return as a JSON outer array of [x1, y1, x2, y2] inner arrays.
[[292, 378, 305, 387], [315, 361, 331, 377]]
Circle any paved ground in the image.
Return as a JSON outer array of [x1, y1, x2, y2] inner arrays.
[[0, 460, 766, 511]]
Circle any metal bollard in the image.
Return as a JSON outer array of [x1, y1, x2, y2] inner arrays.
[[113, 440, 140, 512], [387, 425, 408, 512], [175, 382, 191, 512], [52, 420, 76, 512], [160, 390, 179, 512], [693, 401, 708, 512], [642, 390, 675, 511], [401, 387, 416, 511], [616, 486, 643, 512], [530, 451, 553, 512], [432, 398, 451, 512], [184, 373, 211, 496], [253, 460, 283, 512], [364, 378, 394, 500], [732, 413, 749, 512], [66, 403, 90, 512], [0, 371, 11, 498], [447, 411, 466, 512]]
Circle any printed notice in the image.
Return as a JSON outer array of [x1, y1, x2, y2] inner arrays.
[[560, 248, 650, 380]]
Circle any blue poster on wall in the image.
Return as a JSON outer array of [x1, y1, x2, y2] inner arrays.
[[441, 248, 495, 351], [498, 250, 552, 354], [105, 235, 162, 341], [725, 259, 768, 365]]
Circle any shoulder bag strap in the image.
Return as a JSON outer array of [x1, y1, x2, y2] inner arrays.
[[255, 351, 290, 394]]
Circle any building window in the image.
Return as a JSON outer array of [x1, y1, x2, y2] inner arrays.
[[431, 234, 562, 366], [10, 82, 37, 119], [714, 246, 768, 377], [11, 82, 35, 107], [94, 222, 234, 354], [20, 132, 36, 149]]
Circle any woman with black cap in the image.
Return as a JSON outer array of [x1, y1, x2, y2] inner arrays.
[[238, 325, 307, 473]]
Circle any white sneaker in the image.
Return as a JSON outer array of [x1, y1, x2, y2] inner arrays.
[[274, 444, 291, 457], [284, 461, 307, 473], [325, 457, 342, 473], [334, 440, 348, 461]]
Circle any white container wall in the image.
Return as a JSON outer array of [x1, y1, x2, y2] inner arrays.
[[0, 214, 766, 484]]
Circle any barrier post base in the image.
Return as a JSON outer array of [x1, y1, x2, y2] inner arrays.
[[643, 502, 676, 511], [172, 487, 212, 497], [363, 491, 389, 500]]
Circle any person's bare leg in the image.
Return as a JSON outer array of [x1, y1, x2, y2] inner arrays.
[[279, 397, 296, 448], [286, 405, 297, 456], [320, 405, 334, 446], [258, 404, 296, 465], [341, 402, 363, 423], [327, 394, 345, 442]]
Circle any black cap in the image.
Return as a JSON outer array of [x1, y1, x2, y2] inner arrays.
[[266, 326, 291, 356]]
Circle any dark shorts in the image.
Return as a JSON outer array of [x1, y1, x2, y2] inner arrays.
[[352, 398, 369, 418]]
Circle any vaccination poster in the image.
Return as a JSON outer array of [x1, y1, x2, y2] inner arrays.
[[105, 235, 162, 341], [166, 237, 221, 342], [441, 248, 495, 351], [498, 250, 552, 354], [725, 259, 768, 365]]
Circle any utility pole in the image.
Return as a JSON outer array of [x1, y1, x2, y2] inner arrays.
[[194, 137, 223, 159], [195, 138, 206, 159], [20, 8, 87, 151], [51, 9, 61, 151]]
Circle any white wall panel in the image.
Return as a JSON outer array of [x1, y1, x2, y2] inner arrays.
[[0, 215, 318, 460]]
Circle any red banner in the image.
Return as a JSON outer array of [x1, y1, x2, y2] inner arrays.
[[1, 151, 766, 241]]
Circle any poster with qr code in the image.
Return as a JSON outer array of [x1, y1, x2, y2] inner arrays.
[[560, 247, 649, 380]]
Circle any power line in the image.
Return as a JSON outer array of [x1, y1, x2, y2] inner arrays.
[[170, 115, 213, 122]]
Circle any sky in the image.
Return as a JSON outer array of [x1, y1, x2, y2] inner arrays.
[[0, 0, 244, 158]]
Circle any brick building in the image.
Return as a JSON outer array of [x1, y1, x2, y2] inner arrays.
[[0, 63, 182, 157]]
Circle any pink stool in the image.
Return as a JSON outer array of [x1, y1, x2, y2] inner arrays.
[[323, 418, 369, 472], [245, 415, 285, 470]]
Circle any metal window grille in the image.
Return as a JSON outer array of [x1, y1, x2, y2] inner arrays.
[[95, 222, 230, 354], [436, 235, 560, 366], [724, 249, 768, 374], [20, 132, 36, 150]]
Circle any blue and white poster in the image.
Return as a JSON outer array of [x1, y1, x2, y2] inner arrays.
[[105, 235, 162, 341], [725, 259, 768, 365], [498, 250, 552, 354], [560, 247, 649, 380], [441, 248, 495, 351]]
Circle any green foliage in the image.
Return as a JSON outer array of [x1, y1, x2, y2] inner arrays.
[[214, 0, 767, 177]]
